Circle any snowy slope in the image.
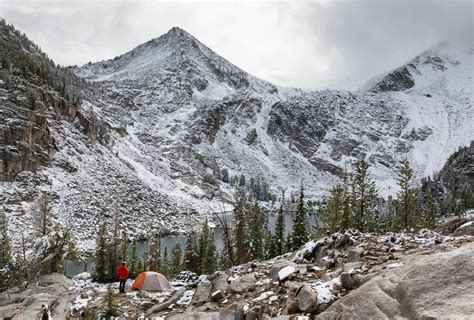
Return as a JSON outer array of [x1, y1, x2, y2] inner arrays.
[[2, 25, 472, 250], [72, 29, 472, 199]]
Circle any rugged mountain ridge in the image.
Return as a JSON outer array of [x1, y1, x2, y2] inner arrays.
[[72, 28, 472, 197], [1, 22, 473, 249]]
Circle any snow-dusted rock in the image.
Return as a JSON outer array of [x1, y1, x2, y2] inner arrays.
[[0, 273, 75, 320], [278, 266, 297, 281], [317, 242, 474, 319], [453, 220, 474, 236]]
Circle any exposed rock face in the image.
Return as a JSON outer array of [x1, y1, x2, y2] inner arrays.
[[0, 21, 97, 183], [434, 217, 471, 235], [0, 273, 74, 319], [371, 66, 415, 92], [317, 243, 474, 319], [0, 105, 56, 181], [438, 141, 474, 199], [452, 221, 474, 236], [0, 93, 97, 181]]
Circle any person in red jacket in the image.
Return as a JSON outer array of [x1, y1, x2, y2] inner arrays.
[[117, 262, 129, 293]]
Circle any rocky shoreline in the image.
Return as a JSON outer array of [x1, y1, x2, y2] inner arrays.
[[1, 217, 472, 319]]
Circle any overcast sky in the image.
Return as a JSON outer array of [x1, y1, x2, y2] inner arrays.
[[0, 0, 472, 89]]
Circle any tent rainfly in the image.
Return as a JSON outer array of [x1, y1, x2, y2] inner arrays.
[[131, 271, 171, 291]]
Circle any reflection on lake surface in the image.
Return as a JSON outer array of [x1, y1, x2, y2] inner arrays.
[[64, 211, 319, 277]]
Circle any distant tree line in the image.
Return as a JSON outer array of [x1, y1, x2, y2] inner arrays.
[[0, 19, 86, 109], [317, 159, 441, 234]]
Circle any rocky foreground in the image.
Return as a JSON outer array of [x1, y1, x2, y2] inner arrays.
[[0, 217, 473, 319]]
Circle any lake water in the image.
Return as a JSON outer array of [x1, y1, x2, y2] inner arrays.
[[64, 211, 319, 277]]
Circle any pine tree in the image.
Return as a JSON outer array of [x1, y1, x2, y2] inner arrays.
[[197, 220, 210, 274], [32, 193, 51, 237], [395, 160, 419, 231], [234, 187, 249, 264], [108, 203, 120, 281], [129, 239, 139, 277], [0, 212, 13, 290], [34, 224, 78, 275], [285, 233, 293, 253], [170, 242, 182, 277], [292, 183, 309, 250], [101, 285, 121, 319], [248, 202, 265, 260], [184, 233, 198, 273], [423, 191, 438, 229], [161, 246, 170, 277], [265, 231, 277, 259], [340, 172, 352, 232], [120, 232, 128, 263], [196, 220, 218, 274], [0, 212, 11, 268], [320, 184, 345, 233], [274, 205, 286, 256], [147, 232, 161, 272], [213, 210, 235, 268], [95, 221, 109, 282], [352, 160, 378, 232], [137, 259, 144, 276], [205, 234, 218, 274]]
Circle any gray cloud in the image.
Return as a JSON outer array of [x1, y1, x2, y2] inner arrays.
[[0, 0, 472, 89]]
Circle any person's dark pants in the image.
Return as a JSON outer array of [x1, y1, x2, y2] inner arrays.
[[119, 279, 126, 293]]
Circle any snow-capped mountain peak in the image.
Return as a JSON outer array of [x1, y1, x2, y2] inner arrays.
[[73, 26, 252, 92], [365, 42, 473, 93]]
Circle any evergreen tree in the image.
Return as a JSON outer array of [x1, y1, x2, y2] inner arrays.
[[284, 233, 293, 253], [147, 232, 161, 272], [205, 234, 218, 274], [107, 203, 120, 281], [395, 160, 419, 231], [184, 233, 198, 273], [0, 213, 11, 269], [248, 202, 265, 260], [234, 187, 249, 264], [423, 191, 438, 229], [170, 242, 182, 277], [161, 246, 170, 277], [196, 220, 218, 274], [129, 239, 139, 277], [274, 205, 286, 256], [197, 220, 210, 274], [120, 231, 128, 263], [101, 285, 121, 319], [213, 210, 235, 268], [292, 183, 309, 250], [137, 259, 144, 276], [340, 172, 352, 232], [0, 212, 13, 290], [95, 221, 109, 282], [32, 193, 52, 237], [352, 160, 378, 232], [265, 231, 277, 259], [320, 184, 345, 233], [34, 224, 78, 275]]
